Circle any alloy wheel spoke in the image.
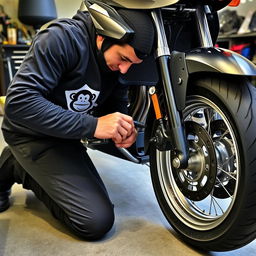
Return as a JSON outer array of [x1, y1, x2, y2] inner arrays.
[[217, 166, 237, 181], [204, 108, 215, 134], [215, 129, 230, 142], [210, 193, 225, 215], [216, 176, 233, 198]]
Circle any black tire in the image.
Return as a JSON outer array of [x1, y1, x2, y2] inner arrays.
[[150, 75, 256, 251]]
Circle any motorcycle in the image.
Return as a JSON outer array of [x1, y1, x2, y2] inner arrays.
[[83, 0, 256, 251]]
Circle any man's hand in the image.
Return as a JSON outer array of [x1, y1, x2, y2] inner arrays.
[[114, 129, 137, 148], [94, 112, 137, 146]]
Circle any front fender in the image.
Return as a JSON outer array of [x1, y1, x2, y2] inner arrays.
[[186, 47, 256, 76]]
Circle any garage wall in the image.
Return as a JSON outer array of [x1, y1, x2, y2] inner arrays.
[[0, 0, 19, 22], [0, 0, 82, 23], [55, 0, 82, 18]]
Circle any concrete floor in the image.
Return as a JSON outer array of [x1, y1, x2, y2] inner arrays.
[[0, 118, 256, 256]]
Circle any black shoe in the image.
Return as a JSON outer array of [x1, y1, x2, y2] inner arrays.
[[0, 146, 15, 212], [0, 189, 11, 212]]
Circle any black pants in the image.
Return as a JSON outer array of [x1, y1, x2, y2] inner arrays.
[[3, 138, 114, 240]]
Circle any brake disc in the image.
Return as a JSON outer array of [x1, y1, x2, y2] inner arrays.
[[172, 121, 217, 201]]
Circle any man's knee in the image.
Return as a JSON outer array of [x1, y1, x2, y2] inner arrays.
[[68, 205, 115, 240]]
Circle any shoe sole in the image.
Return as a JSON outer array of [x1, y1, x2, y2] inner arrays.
[[0, 200, 10, 212]]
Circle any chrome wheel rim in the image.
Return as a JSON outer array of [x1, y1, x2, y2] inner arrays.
[[156, 95, 240, 231]]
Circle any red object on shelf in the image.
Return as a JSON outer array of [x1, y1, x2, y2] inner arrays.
[[228, 0, 240, 7], [230, 43, 250, 54]]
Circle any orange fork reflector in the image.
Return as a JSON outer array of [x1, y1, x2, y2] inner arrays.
[[228, 0, 240, 6], [151, 93, 162, 120]]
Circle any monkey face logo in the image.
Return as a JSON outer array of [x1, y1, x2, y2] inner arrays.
[[65, 84, 99, 113], [70, 90, 96, 112]]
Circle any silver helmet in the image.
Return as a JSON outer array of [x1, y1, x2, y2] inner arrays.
[[83, 0, 155, 59]]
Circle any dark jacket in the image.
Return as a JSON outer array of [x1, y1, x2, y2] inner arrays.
[[2, 11, 128, 145]]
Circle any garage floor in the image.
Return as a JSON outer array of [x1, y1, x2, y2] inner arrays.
[[0, 117, 255, 256]]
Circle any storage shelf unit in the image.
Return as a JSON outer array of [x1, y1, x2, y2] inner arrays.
[[217, 32, 256, 49], [0, 44, 30, 95]]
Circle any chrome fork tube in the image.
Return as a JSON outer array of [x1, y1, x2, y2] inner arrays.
[[151, 9, 189, 168], [195, 5, 213, 47], [151, 9, 170, 57]]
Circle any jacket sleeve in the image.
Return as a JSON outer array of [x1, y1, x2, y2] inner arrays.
[[4, 24, 98, 140]]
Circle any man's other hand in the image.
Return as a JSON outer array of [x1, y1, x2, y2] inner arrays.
[[94, 112, 137, 146]]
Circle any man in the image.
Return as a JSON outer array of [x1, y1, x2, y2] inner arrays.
[[0, 4, 155, 240]]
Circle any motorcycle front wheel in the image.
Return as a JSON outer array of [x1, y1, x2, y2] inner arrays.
[[150, 75, 256, 251]]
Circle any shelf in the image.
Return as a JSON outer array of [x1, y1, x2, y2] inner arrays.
[[0, 44, 30, 95], [0, 44, 31, 48], [218, 32, 256, 41], [217, 31, 256, 51]]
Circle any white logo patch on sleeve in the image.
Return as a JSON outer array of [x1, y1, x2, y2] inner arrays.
[[65, 84, 100, 113]]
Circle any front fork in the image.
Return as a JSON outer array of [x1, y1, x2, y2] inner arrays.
[[151, 10, 189, 168]]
